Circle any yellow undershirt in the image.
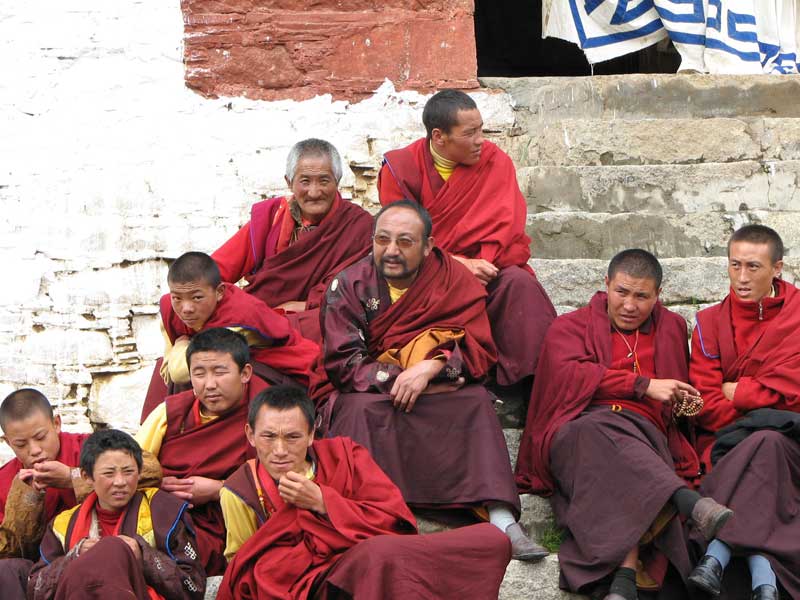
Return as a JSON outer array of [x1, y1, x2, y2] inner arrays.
[[387, 282, 408, 304], [430, 141, 456, 181], [220, 463, 316, 560], [135, 401, 218, 457]]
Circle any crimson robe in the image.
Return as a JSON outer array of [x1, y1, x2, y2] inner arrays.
[[690, 279, 800, 466], [515, 293, 697, 593], [212, 194, 373, 342], [156, 377, 268, 576], [379, 138, 555, 384], [141, 282, 319, 421], [218, 438, 415, 600], [0, 431, 88, 526]]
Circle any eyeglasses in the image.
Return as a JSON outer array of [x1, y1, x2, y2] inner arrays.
[[373, 234, 417, 250]]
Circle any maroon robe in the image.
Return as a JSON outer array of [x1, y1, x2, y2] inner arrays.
[[689, 279, 800, 599], [141, 282, 319, 421], [218, 438, 510, 600], [212, 194, 373, 342], [317, 250, 520, 512], [515, 292, 698, 593], [379, 138, 556, 384], [156, 377, 267, 576]]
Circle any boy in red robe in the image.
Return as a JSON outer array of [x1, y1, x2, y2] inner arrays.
[[378, 89, 556, 387], [212, 138, 374, 342], [137, 327, 268, 576], [316, 200, 547, 561], [689, 225, 800, 600], [218, 385, 511, 600], [28, 428, 204, 600], [515, 249, 733, 600], [140, 251, 319, 421]]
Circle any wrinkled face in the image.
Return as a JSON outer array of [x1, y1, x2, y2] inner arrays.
[[287, 154, 338, 226], [433, 108, 485, 166], [605, 272, 661, 331], [189, 350, 252, 417], [85, 450, 139, 512], [728, 241, 782, 302], [373, 207, 432, 288], [168, 279, 223, 332], [246, 405, 314, 480], [1, 411, 62, 469]]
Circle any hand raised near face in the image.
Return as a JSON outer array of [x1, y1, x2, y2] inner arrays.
[[278, 471, 327, 514]]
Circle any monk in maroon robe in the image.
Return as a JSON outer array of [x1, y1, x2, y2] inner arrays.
[[213, 139, 373, 342], [137, 328, 268, 576], [218, 385, 511, 600], [29, 429, 204, 600], [378, 89, 555, 387], [688, 225, 800, 600], [515, 249, 733, 600], [316, 200, 547, 561], [141, 251, 319, 422]]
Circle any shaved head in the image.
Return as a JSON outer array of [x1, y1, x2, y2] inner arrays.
[[728, 224, 783, 264], [168, 252, 222, 288], [607, 249, 663, 289], [0, 388, 54, 433]]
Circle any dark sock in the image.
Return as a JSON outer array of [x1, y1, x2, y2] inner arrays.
[[609, 567, 637, 600], [671, 487, 701, 517]]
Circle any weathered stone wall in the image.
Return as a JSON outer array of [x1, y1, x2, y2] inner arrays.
[[0, 0, 511, 465], [182, 0, 478, 101]]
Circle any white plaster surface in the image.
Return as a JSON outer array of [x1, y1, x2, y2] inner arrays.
[[0, 0, 515, 465]]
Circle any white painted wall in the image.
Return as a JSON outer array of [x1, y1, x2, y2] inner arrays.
[[0, 1, 514, 464]]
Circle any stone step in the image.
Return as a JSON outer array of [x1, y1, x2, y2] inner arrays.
[[481, 74, 800, 124], [518, 161, 800, 216], [501, 557, 585, 600], [507, 118, 800, 168]]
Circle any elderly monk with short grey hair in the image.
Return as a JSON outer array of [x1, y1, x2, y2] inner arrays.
[[213, 138, 374, 342]]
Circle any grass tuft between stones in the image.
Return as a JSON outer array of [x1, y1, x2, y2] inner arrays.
[[539, 519, 565, 553]]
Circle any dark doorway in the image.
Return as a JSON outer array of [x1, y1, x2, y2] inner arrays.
[[474, 0, 680, 77]]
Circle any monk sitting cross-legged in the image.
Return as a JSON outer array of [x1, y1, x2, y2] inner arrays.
[[688, 225, 800, 600], [28, 429, 205, 600], [378, 89, 556, 387], [136, 327, 267, 576], [515, 249, 734, 600], [0, 389, 160, 600], [217, 385, 512, 600], [140, 250, 319, 422], [212, 138, 374, 343], [314, 199, 547, 561]]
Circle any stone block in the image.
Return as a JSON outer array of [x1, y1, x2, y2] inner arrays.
[[204, 576, 222, 600], [21, 329, 114, 368], [519, 493, 556, 541], [482, 74, 800, 124], [520, 161, 800, 215], [530, 118, 761, 166], [528, 212, 734, 260], [132, 314, 163, 361], [88, 366, 154, 432], [530, 257, 730, 308], [500, 556, 586, 599], [504, 428, 521, 467]]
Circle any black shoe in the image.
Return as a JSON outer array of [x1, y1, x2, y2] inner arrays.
[[688, 555, 723, 597], [751, 585, 778, 600]]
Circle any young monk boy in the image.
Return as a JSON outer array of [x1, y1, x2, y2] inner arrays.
[[137, 327, 268, 576], [28, 428, 205, 600], [141, 251, 319, 421]]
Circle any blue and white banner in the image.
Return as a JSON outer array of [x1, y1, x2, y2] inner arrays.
[[542, 0, 799, 73]]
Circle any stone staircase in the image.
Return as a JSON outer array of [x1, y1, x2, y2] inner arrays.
[[205, 74, 800, 600]]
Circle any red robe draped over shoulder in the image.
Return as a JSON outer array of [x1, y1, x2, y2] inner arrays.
[[157, 378, 268, 575], [160, 282, 319, 383], [213, 195, 373, 312], [0, 431, 88, 524], [379, 138, 532, 270], [690, 279, 800, 466], [217, 438, 416, 600], [515, 292, 694, 495]]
